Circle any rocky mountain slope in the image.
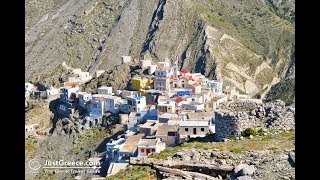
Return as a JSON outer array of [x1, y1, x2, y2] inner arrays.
[[25, 0, 295, 104]]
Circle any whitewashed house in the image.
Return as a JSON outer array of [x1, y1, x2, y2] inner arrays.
[[208, 80, 223, 94], [184, 102, 204, 111], [191, 82, 201, 94], [137, 139, 166, 158], [78, 71, 92, 82], [60, 86, 79, 103], [25, 83, 35, 93], [157, 101, 176, 113], [140, 60, 152, 68], [105, 95, 121, 114], [157, 61, 170, 68], [90, 94, 107, 118], [46, 86, 60, 96], [154, 77, 171, 91], [78, 92, 92, 108], [179, 120, 210, 139], [127, 94, 147, 113], [98, 86, 113, 95], [155, 67, 172, 78], [120, 99, 129, 113], [121, 56, 132, 64]]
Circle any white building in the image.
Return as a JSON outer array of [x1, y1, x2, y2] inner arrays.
[[127, 94, 146, 113], [60, 86, 79, 103], [179, 120, 210, 138], [137, 139, 166, 158], [25, 83, 35, 93], [184, 102, 204, 111], [78, 71, 92, 82], [148, 65, 157, 75], [121, 56, 132, 64], [157, 101, 176, 113], [121, 90, 138, 99], [90, 94, 107, 118], [120, 99, 129, 113], [25, 124, 40, 133], [208, 80, 223, 94], [105, 95, 121, 114], [191, 82, 201, 94], [140, 60, 152, 68], [97, 86, 113, 95], [154, 77, 170, 91], [46, 86, 60, 96], [157, 61, 170, 68], [155, 68, 172, 77], [78, 92, 92, 108]]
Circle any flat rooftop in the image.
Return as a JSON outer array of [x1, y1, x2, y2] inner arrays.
[[138, 122, 163, 131], [98, 86, 112, 90], [120, 133, 144, 153], [178, 120, 209, 127], [138, 139, 157, 146], [155, 124, 177, 136], [159, 113, 178, 119]]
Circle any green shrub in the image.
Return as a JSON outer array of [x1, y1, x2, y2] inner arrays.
[[241, 128, 258, 137], [258, 128, 265, 136]]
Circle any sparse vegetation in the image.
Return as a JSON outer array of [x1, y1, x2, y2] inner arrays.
[[25, 136, 39, 159], [105, 165, 157, 180], [151, 130, 294, 160]]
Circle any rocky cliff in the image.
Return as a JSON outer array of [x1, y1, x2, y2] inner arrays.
[[25, 0, 295, 103]]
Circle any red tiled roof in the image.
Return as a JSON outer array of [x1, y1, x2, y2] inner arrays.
[[180, 76, 193, 81], [64, 81, 81, 86], [180, 68, 189, 73], [192, 83, 200, 87], [175, 97, 184, 103]]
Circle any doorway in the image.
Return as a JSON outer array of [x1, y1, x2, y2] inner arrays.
[[193, 128, 197, 135], [146, 149, 151, 155]]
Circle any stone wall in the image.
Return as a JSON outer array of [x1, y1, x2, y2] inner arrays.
[[215, 100, 295, 141], [215, 110, 257, 141]]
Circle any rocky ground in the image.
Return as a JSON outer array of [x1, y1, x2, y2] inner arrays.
[[25, 106, 125, 179], [163, 148, 295, 180], [120, 128, 295, 180]]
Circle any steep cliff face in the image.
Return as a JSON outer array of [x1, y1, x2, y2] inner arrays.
[[25, 0, 294, 101]]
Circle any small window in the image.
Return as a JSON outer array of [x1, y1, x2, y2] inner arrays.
[[141, 149, 144, 153], [168, 132, 176, 136], [201, 128, 205, 132], [185, 128, 188, 131]]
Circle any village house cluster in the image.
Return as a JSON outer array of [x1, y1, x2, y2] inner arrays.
[[25, 56, 260, 176]]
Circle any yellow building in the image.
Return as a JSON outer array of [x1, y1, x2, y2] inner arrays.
[[131, 77, 154, 91]]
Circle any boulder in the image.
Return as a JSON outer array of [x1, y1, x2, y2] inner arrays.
[[217, 159, 226, 165], [239, 165, 255, 176], [288, 151, 295, 166], [191, 150, 200, 161], [234, 164, 255, 176]]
